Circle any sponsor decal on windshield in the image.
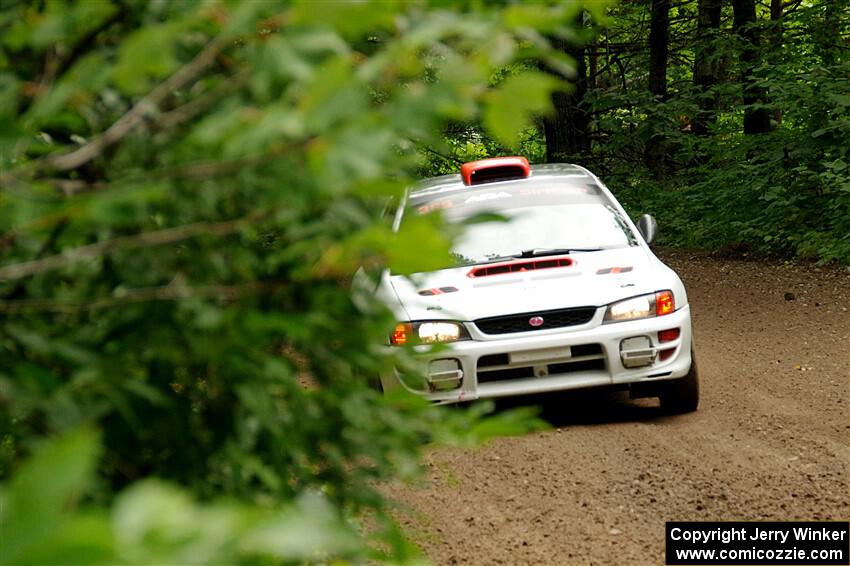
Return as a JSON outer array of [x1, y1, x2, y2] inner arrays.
[[464, 191, 512, 204], [417, 200, 454, 214], [518, 186, 590, 196]]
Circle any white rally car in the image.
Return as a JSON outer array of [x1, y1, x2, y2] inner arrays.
[[377, 156, 699, 413]]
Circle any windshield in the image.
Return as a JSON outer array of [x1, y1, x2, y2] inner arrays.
[[451, 203, 633, 263], [409, 181, 637, 265]]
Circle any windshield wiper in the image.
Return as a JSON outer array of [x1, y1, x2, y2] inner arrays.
[[455, 248, 606, 266], [512, 247, 605, 258], [451, 255, 519, 267]]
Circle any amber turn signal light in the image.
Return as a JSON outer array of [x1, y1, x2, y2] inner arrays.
[[390, 323, 412, 345], [655, 290, 675, 316]]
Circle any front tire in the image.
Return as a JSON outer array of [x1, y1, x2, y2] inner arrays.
[[659, 353, 699, 414]]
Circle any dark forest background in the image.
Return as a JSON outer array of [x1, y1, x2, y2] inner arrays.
[[427, 0, 850, 264]]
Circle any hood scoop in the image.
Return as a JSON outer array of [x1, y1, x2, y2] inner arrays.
[[467, 257, 574, 278], [597, 266, 634, 274], [417, 286, 459, 296]]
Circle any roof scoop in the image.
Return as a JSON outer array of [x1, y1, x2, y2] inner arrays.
[[460, 156, 530, 186]]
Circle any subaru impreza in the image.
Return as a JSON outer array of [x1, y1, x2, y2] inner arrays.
[[376, 156, 699, 413]]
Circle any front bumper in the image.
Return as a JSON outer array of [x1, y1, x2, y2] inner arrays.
[[380, 305, 693, 404]]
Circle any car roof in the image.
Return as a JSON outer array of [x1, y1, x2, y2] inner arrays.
[[411, 163, 597, 201]]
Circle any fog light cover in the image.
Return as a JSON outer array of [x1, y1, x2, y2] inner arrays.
[[427, 358, 463, 391], [620, 336, 656, 368]]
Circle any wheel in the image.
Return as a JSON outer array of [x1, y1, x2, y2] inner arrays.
[[659, 353, 699, 414]]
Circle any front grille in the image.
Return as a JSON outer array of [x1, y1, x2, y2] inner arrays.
[[474, 306, 597, 335], [548, 358, 606, 374], [476, 343, 605, 384], [478, 353, 510, 367], [478, 367, 535, 382], [570, 343, 603, 357]]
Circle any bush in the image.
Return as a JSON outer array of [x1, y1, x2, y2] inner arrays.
[[0, 1, 581, 561]]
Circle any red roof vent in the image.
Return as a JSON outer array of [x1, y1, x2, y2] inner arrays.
[[460, 156, 531, 186], [468, 256, 574, 278]]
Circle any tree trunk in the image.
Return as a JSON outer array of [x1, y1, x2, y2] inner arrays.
[[813, 0, 844, 67], [732, 0, 772, 134], [692, 0, 722, 136], [808, 0, 846, 136], [769, 0, 783, 125], [588, 41, 598, 90], [770, 0, 782, 20], [542, 35, 590, 163], [648, 0, 670, 100], [646, 0, 670, 177]]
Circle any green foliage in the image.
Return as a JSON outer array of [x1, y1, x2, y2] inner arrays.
[[0, 1, 569, 562], [428, 0, 850, 264], [0, 428, 366, 564], [589, 1, 850, 263]]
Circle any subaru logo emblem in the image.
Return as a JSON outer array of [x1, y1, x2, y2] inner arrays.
[[529, 316, 544, 327]]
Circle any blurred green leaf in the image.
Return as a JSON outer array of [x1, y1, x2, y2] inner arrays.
[[0, 428, 102, 564], [300, 56, 369, 133], [25, 52, 112, 126], [113, 480, 241, 565], [219, 1, 279, 39], [239, 492, 363, 560], [292, 0, 401, 40], [483, 70, 561, 148], [113, 24, 181, 95], [503, 3, 584, 33]]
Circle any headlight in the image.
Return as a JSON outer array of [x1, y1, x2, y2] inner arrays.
[[390, 321, 470, 345], [604, 290, 675, 322]]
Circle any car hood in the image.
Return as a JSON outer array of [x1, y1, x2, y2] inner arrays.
[[389, 247, 674, 321]]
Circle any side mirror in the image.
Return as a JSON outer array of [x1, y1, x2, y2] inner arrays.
[[636, 214, 658, 245]]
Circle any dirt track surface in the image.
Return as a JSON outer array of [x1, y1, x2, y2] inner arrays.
[[387, 254, 850, 565]]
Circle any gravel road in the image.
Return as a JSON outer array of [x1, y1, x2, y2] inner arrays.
[[387, 254, 850, 565]]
